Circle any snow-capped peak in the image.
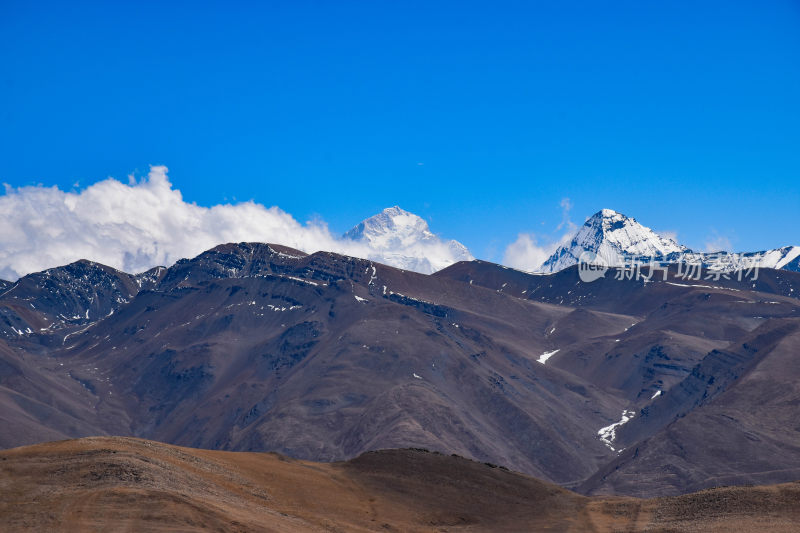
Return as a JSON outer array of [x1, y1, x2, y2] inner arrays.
[[344, 206, 473, 274], [345, 206, 436, 249], [539, 209, 687, 273]]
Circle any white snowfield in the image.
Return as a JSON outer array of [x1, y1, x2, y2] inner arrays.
[[344, 206, 473, 274], [538, 208, 800, 275]]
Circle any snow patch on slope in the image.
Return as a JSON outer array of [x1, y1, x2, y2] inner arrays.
[[598, 409, 635, 451], [537, 349, 560, 364]]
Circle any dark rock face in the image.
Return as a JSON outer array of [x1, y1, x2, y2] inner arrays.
[[2, 243, 800, 497]]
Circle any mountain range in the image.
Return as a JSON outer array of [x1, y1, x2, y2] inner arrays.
[[1, 233, 800, 498], [0, 205, 795, 282], [346, 206, 800, 276], [344, 206, 800, 276]]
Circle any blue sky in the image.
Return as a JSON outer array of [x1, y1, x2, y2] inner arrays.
[[1, 0, 799, 263]]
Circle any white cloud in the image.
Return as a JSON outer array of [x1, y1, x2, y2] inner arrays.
[[704, 234, 733, 253], [657, 230, 680, 244], [556, 197, 575, 232], [502, 233, 560, 272], [0, 166, 466, 280], [502, 198, 578, 272]]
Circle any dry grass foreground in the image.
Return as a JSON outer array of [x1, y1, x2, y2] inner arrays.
[[1, 437, 799, 532]]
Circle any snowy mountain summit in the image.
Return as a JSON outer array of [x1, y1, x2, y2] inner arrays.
[[540, 209, 686, 273], [539, 208, 800, 274], [346, 206, 437, 250], [344, 206, 473, 274]]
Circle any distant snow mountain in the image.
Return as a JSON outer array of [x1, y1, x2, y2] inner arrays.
[[344, 206, 473, 274], [539, 209, 687, 273], [539, 209, 800, 274]]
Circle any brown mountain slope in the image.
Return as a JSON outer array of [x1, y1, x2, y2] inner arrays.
[[2, 245, 800, 497], [580, 319, 800, 497], [0, 338, 102, 446], [2, 437, 800, 532], [1, 244, 630, 486]]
